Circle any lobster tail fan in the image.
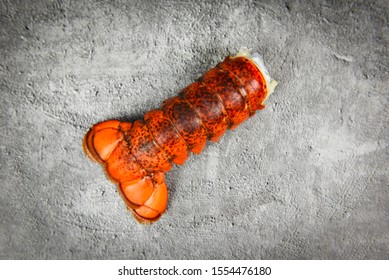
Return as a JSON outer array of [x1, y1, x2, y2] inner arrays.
[[83, 120, 124, 164], [83, 120, 168, 223], [118, 172, 168, 223]]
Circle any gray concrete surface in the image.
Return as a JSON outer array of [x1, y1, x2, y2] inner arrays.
[[0, 0, 388, 259]]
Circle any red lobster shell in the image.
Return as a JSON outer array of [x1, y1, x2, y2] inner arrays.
[[83, 48, 277, 223]]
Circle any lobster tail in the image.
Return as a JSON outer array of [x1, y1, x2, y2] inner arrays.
[[83, 48, 277, 223]]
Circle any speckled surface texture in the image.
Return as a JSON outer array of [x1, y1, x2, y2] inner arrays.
[[1, 0, 388, 259]]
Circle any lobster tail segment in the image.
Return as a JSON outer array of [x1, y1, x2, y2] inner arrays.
[[234, 47, 278, 105]]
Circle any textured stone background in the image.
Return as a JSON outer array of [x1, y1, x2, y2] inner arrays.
[[1, 0, 388, 259]]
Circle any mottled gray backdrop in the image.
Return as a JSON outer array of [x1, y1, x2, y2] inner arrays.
[[1, 0, 388, 259]]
